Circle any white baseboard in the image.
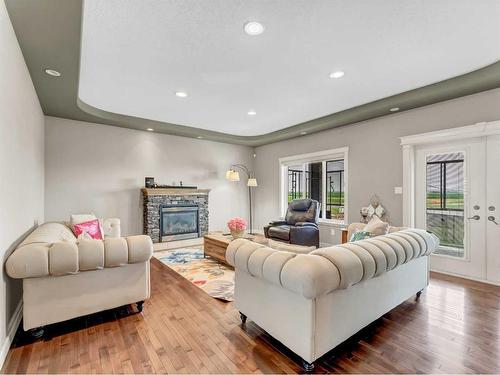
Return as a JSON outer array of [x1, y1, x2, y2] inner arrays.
[[0, 300, 23, 369], [431, 269, 500, 287]]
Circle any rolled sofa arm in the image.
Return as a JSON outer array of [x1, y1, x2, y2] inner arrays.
[[268, 220, 287, 226], [6, 235, 153, 279], [294, 222, 318, 228], [264, 220, 287, 238]]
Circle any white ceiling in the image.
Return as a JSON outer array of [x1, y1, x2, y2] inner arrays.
[[79, 0, 500, 137]]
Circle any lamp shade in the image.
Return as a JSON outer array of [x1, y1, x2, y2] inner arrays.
[[247, 178, 258, 187], [225, 170, 240, 181]]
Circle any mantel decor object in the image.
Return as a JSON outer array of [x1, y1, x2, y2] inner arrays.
[[360, 194, 387, 223], [145, 177, 155, 188]]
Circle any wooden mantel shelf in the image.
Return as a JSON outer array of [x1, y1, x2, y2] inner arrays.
[[141, 188, 211, 196]]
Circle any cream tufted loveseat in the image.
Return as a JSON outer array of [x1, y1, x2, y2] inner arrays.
[[227, 228, 439, 371], [6, 221, 153, 334]]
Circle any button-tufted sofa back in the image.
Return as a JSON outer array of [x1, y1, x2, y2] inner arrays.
[[6, 222, 152, 279], [227, 229, 439, 299]]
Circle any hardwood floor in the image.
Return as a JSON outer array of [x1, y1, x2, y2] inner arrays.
[[2, 259, 500, 374]]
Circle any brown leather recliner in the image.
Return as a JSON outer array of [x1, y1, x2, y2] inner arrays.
[[264, 199, 320, 247]]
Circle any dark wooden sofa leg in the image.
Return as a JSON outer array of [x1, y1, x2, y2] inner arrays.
[[239, 312, 247, 324], [29, 327, 44, 339], [136, 301, 144, 312], [416, 290, 423, 300], [302, 360, 314, 372]]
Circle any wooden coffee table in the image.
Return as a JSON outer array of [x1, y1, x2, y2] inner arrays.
[[203, 232, 267, 267]]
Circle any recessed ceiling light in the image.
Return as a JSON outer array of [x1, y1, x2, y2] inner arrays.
[[329, 71, 344, 79], [197, 136, 204, 139], [247, 110, 257, 116], [175, 91, 188, 98], [390, 107, 400, 112], [45, 69, 61, 77], [146, 128, 154, 131], [300, 131, 308, 135], [244, 21, 265, 36]]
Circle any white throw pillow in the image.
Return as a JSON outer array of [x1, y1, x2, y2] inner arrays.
[[363, 215, 389, 236], [70, 213, 97, 226]]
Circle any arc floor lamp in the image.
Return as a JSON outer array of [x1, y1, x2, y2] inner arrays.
[[226, 164, 258, 234]]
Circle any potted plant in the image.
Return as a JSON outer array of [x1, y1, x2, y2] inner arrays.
[[227, 217, 247, 239]]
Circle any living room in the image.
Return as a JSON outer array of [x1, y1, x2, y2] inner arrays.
[[1, 0, 500, 373]]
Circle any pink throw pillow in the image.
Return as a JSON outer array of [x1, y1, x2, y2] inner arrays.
[[72, 219, 103, 240]]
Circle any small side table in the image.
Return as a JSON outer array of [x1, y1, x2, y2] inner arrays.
[[341, 229, 349, 244], [203, 233, 232, 267], [203, 232, 267, 267]]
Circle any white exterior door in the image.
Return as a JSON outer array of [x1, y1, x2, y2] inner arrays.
[[486, 135, 500, 283], [415, 138, 487, 280]]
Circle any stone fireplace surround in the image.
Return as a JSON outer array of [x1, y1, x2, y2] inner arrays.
[[142, 188, 210, 243]]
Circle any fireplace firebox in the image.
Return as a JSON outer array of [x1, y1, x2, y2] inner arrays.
[[142, 187, 210, 243], [160, 204, 201, 242]]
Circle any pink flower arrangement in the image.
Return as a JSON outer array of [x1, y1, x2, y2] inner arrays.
[[227, 217, 247, 231]]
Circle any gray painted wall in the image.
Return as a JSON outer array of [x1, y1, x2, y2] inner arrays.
[[0, 0, 44, 364], [44, 117, 255, 236], [253, 88, 500, 245]]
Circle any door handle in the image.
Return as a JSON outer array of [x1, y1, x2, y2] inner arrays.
[[488, 216, 499, 225], [467, 215, 480, 220]]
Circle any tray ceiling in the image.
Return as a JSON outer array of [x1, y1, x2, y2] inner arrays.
[[4, 0, 500, 145], [79, 0, 500, 136]]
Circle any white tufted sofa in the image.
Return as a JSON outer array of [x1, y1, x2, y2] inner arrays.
[[226, 229, 439, 371], [6, 221, 153, 332]]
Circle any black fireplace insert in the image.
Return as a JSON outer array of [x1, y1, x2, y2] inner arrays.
[[160, 204, 201, 242]]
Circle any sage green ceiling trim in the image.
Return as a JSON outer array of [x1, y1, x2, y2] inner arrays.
[[6, 0, 500, 147]]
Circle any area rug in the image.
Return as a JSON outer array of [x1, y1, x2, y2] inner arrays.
[[155, 248, 235, 302]]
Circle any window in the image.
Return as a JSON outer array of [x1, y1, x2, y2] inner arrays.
[[426, 152, 465, 257], [280, 148, 348, 223], [287, 162, 324, 216]]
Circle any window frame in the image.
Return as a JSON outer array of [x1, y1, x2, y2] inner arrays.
[[279, 147, 348, 225]]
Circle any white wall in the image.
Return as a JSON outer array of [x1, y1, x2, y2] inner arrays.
[[0, 0, 44, 365], [44, 117, 255, 236], [254, 88, 500, 245]]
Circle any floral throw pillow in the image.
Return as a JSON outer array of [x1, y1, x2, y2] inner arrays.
[[72, 219, 103, 240], [349, 230, 372, 242]]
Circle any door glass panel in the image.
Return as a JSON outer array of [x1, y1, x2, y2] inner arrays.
[[426, 152, 465, 257], [287, 164, 304, 202], [326, 160, 345, 220]]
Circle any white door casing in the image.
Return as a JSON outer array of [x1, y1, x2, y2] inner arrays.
[[486, 135, 500, 283]]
